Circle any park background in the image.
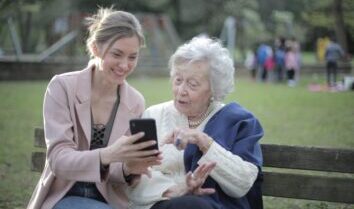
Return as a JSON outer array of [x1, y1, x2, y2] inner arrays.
[[0, 0, 354, 208]]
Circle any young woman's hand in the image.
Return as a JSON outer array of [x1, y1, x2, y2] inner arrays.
[[123, 153, 162, 177], [100, 132, 162, 170]]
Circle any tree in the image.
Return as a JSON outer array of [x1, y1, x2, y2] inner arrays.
[[302, 0, 354, 52], [333, 0, 347, 52], [0, 0, 57, 53]]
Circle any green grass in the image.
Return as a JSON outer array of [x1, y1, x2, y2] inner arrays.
[[0, 81, 46, 208], [0, 77, 353, 208]]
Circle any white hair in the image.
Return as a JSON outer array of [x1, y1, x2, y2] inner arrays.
[[169, 36, 235, 101]]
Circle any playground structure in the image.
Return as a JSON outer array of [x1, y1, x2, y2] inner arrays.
[[1, 14, 351, 81], [220, 16, 236, 63], [0, 13, 181, 80]]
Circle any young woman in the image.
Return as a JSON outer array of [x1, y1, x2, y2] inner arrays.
[[27, 7, 161, 209]]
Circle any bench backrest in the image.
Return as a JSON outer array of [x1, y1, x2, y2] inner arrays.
[[31, 128, 354, 204], [262, 144, 354, 204]]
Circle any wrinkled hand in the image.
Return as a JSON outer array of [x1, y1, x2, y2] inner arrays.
[[163, 128, 213, 153], [162, 162, 216, 198], [186, 162, 216, 195]]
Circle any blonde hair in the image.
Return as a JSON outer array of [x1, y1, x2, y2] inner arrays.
[[85, 7, 145, 58]]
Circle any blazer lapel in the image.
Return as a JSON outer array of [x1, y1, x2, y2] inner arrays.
[[108, 105, 131, 146], [108, 81, 133, 146], [75, 66, 93, 145]]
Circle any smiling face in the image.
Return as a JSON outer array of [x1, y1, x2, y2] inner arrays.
[[95, 36, 140, 85], [171, 61, 212, 119]]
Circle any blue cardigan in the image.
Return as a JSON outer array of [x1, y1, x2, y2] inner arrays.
[[184, 103, 264, 209]]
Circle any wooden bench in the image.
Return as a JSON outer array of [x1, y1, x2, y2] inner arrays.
[[31, 127, 354, 204]]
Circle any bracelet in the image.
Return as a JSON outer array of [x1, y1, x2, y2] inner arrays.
[[208, 138, 214, 147], [201, 135, 213, 153]]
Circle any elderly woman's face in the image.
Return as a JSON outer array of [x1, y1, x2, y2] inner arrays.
[[172, 61, 212, 118]]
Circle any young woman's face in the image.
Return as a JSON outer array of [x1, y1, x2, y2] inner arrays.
[[96, 36, 140, 85], [171, 61, 212, 118]]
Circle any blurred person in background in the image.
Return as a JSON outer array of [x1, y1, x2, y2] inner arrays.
[[274, 37, 286, 82], [325, 36, 345, 87], [257, 43, 273, 82], [285, 45, 300, 87], [244, 48, 258, 81]]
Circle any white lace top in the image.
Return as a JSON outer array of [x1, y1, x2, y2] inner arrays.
[[125, 101, 258, 209]]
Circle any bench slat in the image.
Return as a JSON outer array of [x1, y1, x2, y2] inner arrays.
[[34, 127, 46, 148], [262, 144, 354, 173], [262, 171, 354, 204], [31, 152, 45, 172], [30, 128, 354, 204]]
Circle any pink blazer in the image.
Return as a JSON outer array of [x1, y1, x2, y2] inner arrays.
[[27, 62, 145, 209]]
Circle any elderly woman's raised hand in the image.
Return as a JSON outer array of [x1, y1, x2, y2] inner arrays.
[[163, 128, 214, 154], [162, 161, 216, 198], [186, 161, 216, 195]]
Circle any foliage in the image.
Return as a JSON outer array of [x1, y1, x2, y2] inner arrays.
[[1, 0, 354, 55], [301, 0, 354, 52], [0, 0, 57, 53]]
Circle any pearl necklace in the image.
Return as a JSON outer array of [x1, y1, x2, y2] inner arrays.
[[188, 104, 214, 129]]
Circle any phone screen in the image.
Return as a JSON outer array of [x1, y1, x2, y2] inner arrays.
[[129, 118, 158, 151]]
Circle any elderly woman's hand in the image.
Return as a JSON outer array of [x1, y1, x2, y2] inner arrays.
[[186, 161, 216, 195], [162, 162, 216, 198], [163, 128, 214, 153]]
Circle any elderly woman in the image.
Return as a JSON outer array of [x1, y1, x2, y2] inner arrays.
[[126, 36, 264, 209]]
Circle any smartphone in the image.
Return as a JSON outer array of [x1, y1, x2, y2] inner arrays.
[[129, 118, 158, 151]]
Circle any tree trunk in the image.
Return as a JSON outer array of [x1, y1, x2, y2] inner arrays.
[[21, 12, 32, 53], [172, 0, 181, 34], [333, 0, 348, 52]]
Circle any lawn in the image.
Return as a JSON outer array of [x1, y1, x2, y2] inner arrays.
[[0, 76, 353, 209]]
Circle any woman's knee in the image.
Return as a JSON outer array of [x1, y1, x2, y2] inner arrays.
[[152, 195, 213, 209], [53, 196, 114, 209]]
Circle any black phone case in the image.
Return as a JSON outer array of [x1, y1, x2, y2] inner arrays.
[[129, 118, 158, 151]]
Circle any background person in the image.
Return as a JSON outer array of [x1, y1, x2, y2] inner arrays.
[[274, 36, 286, 82], [257, 43, 273, 82], [27, 7, 161, 209], [126, 36, 264, 209], [325, 36, 345, 87], [285, 45, 300, 87], [244, 49, 258, 81]]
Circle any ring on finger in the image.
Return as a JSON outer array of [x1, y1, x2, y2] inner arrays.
[[175, 138, 181, 147]]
